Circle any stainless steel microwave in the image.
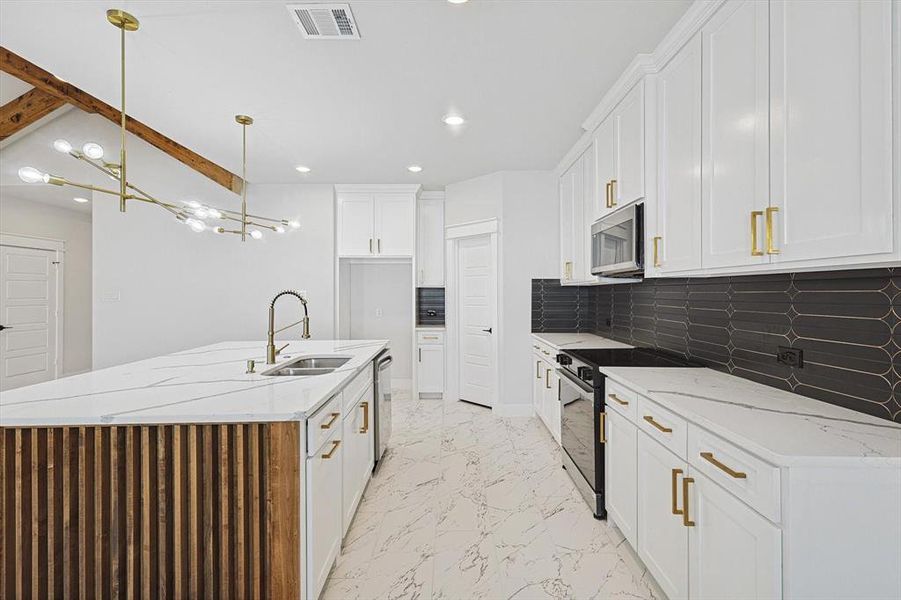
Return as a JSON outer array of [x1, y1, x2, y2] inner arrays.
[[590, 203, 644, 277]]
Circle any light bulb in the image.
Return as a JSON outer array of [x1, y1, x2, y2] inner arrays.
[[18, 167, 45, 184], [206, 208, 222, 219], [73, 197, 89, 204], [185, 218, 206, 233], [193, 207, 209, 219], [274, 225, 286, 234], [82, 142, 104, 160], [288, 220, 300, 229], [53, 139, 73, 153], [448, 0, 469, 3], [443, 115, 465, 126], [185, 200, 201, 209], [249, 230, 263, 240]]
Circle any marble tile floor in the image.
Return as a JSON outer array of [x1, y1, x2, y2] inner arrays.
[[322, 390, 664, 600]]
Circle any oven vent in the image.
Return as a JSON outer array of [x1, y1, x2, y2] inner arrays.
[[287, 4, 360, 40]]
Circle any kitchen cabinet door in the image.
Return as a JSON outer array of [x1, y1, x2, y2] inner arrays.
[[532, 354, 544, 416], [606, 408, 638, 549], [769, 0, 894, 264], [306, 430, 343, 600], [543, 367, 561, 445], [701, 0, 770, 270], [417, 344, 444, 394], [655, 33, 702, 275], [615, 81, 645, 208], [337, 192, 374, 256], [593, 115, 617, 222], [637, 432, 689, 600], [342, 386, 374, 536], [417, 196, 444, 285], [374, 193, 414, 256], [687, 469, 782, 600]]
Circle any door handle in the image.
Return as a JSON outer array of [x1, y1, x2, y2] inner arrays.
[[369, 238, 373, 254], [765, 207, 780, 255], [605, 181, 612, 208], [750, 211, 764, 256], [321, 440, 341, 459], [682, 477, 696, 527], [671, 468, 684, 515], [545, 369, 552, 389], [360, 401, 369, 433], [598, 412, 607, 443], [652, 236, 662, 268], [536, 361, 541, 379], [418, 348, 422, 362], [609, 179, 617, 207], [482, 328, 492, 334], [320, 412, 340, 429], [0, 325, 11, 331], [377, 238, 382, 254]]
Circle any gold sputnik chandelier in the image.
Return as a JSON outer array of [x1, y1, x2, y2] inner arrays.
[[17, 9, 299, 241]]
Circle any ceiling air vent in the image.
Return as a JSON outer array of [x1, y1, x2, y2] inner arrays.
[[287, 4, 360, 40]]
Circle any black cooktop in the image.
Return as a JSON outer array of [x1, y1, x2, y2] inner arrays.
[[564, 347, 704, 369]]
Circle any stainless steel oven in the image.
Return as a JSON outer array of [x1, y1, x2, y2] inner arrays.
[[558, 363, 606, 518], [591, 203, 644, 277]]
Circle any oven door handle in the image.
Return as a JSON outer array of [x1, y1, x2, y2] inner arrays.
[[557, 367, 594, 395]]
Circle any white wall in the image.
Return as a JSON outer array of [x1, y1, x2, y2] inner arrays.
[[444, 172, 503, 227], [345, 261, 413, 379], [0, 194, 93, 375]]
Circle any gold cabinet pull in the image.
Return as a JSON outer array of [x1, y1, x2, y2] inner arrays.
[[536, 360, 541, 379], [750, 211, 764, 256], [320, 412, 340, 429], [671, 468, 684, 515], [377, 238, 382, 253], [605, 181, 612, 208], [682, 477, 695, 527], [369, 238, 373, 254], [360, 401, 370, 433], [545, 369, 552, 389], [564, 261, 573, 280], [700, 452, 747, 479], [608, 393, 629, 406], [598, 412, 607, 444], [423, 335, 439, 340], [609, 179, 617, 207], [765, 207, 780, 255], [652, 236, 662, 267], [321, 439, 341, 459], [643, 415, 672, 433]]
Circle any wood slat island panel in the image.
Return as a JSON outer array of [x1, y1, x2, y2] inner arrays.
[[0, 422, 300, 599]]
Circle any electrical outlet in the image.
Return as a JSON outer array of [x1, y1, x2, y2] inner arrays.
[[427, 309, 438, 317], [375, 308, 383, 318], [777, 346, 803, 368]]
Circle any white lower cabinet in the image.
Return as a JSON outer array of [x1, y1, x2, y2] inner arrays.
[[688, 469, 781, 600], [307, 428, 343, 600], [531, 342, 561, 444], [637, 432, 690, 599], [342, 383, 374, 536], [605, 407, 637, 549], [417, 330, 445, 397]]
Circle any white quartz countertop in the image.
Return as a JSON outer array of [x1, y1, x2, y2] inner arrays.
[[0, 340, 388, 426], [532, 332, 633, 351], [601, 366, 901, 467]]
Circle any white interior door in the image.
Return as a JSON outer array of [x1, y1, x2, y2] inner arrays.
[[457, 235, 495, 407], [0, 244, 59, 390]]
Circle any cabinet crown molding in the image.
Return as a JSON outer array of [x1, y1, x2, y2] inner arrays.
[[334, 184, 422, 194]]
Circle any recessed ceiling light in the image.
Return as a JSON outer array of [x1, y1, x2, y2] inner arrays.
[[73, 196, 89, 203], [295, 165, 311, 173], [443, 115, 465, 126], [448, 0, 469, 4], [407, 165, 423, 173]]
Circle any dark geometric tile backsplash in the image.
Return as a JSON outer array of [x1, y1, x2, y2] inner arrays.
[[417, 287, 445, 326], [532, 268, 901, 423]]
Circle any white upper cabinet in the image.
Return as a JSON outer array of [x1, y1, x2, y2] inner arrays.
[[654, 33, 703, 274], [769, 0, 894, 264], [592, 115, 617, 222], [615, 82, 645, 207], [701, 0, 770, 270], [417, 193, 445, 286], [559, 169, 575, 282], [336, 186, 417, 257], [559, 147, 597, 285]]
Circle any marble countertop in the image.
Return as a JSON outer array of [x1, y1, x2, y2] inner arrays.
[[532, 332, 633, 351], [0, 340, 388, 427], [601, 366, 901, 467]]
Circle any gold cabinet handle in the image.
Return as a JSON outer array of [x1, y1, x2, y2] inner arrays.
[[542, 350, 550, 356], [605, 181, 612, 208], [671, 468, 684, 515], [369, 238, 373, 254], [320, 412, 340, 429], [423, 335, 439, 340], [545, 369, 552, 389], [652, 236, 662, 268], [564, 261, 573, 280], [609, 179, 617, 207], [598, 411, 607, 444], [750, 211, 764, 256], [536, 360, 541, 379], [377, 238, 382, 253], [765, 207, 780, 255], [360, 401, 370, 433], [700, 452, 747, 479], [643, 415, 673, 433], [608, 393, 629, 406], [321, 439, 341, 459], [682, 477, 695, 527]]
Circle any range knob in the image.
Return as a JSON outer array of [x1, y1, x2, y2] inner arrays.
[[556, 353, 572, 366], [577, 366, 594, 382]]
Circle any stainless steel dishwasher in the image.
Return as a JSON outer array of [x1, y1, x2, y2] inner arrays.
[[372, 348, 392, 471]]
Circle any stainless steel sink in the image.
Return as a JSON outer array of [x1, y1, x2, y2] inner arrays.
[[262, 355, 352, 377]]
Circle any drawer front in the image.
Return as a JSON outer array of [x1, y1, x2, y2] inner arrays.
[[637, 396, 687, 459], [687, 424, 781, 523], [308, 393, 342, 456], [532, 339, 556, 361], [343, 364, 373, 413], [605, 379, 638, 423], [417, 330, 445, 345]]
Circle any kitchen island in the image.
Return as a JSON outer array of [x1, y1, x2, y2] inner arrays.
[[0, 339, 388, 599]]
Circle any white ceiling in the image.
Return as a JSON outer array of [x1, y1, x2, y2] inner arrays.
[[0, 71, 33, 104], [0, 1, 691, 187]]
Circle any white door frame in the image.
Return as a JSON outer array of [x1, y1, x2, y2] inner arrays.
[[445, 218, 500, 409], [0, 232, 65, 381]]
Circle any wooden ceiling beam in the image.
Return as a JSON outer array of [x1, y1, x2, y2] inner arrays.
[[0, 47, 244, 194], [0, 87, 66, 140]]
